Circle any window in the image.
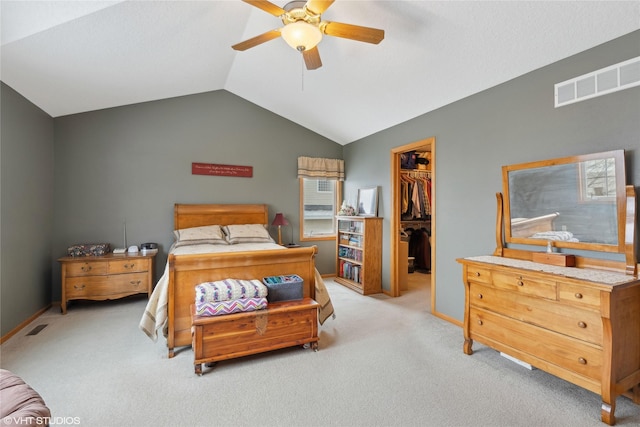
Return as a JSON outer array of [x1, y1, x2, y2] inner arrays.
[[580, 158, 616, 202], [297, 156, 344, 241], [317, 180, 332, 193], [299, 178, 341, 240]]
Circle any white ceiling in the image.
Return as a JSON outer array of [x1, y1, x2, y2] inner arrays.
[[1, 1, 639, 145]]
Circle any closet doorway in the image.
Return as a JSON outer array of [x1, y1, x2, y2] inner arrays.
[[389, 137, 435, 311]]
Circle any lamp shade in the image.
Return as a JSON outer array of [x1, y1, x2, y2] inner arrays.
[[280, 21, 322, 51], [272, 213, 289, 226]]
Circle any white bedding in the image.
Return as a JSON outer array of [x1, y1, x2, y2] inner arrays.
[[139, 242, 285, 342], [529, 230, 579, 242]]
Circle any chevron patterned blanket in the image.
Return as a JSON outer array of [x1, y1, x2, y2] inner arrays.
[[196, 297, 268, 317]]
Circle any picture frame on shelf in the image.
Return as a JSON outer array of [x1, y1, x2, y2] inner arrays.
[[357, 186, 378, 217]]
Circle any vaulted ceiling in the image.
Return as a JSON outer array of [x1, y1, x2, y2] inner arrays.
[[2, 1, 639, 145]]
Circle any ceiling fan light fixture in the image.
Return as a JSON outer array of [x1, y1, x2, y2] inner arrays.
[[281, 21, 322, 51]]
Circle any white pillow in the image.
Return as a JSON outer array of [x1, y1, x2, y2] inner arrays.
[[173, 225, 227, 247], [223, 224, 274, 244]]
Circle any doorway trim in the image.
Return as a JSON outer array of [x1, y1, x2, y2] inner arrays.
[[390, 137, 436, 311]]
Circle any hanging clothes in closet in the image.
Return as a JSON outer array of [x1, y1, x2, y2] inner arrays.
[[400, 171, 432, 221], [400, 169, 432, 272]]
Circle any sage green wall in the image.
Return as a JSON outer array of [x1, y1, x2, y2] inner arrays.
[[1, 82, 55, 336], [51, 90, 342, 302], [343, 30, 640, 321], [3, 31, 639, 336]]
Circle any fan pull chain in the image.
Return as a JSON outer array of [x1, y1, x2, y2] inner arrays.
[[301, 54, 305, 91]]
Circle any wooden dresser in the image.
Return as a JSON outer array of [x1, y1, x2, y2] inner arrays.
[[458, 151, 640, 425], [458, 256, 640, 424], [59, 253, 156, 314]]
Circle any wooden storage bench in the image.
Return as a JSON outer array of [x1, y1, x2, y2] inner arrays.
[[190, 298, 319, 375]]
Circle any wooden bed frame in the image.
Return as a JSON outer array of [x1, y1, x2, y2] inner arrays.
[[166, 203, 317, 357], [510, 212, 559, 238]]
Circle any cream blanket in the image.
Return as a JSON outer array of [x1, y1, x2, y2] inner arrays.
[[315, 269, 335, 325], [139, 244, 334, 342]]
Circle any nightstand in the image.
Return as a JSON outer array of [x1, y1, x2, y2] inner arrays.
[[58, 252, 156, 314]]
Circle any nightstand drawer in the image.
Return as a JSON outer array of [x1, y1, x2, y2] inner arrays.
[[65, 273, 148, 298], [65, 261, 108, 277], [108, 259, 148, 274]]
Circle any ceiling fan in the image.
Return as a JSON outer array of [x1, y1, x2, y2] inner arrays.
[[232, 0, 384, 70]]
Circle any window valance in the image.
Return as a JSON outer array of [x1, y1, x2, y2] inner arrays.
[[297, 156, 344, 181]]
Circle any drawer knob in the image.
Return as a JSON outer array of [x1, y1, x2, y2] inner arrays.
[[475, 272, 481, 277], [578, 357, 587, 365], [81, 265, 92, 272], [517, 281, 524, 286], [575, 293, 583, 299], [477, 294, 483, 299], [74, 284, 86, 290], [578, 321, 587, 328], [125, 263, 135, 269], [477, 320, 483, 325]]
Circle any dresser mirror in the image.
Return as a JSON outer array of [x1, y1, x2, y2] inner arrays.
[[503, 149, 626, 254]]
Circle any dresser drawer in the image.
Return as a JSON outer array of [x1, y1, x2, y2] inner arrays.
[[65, 273, 148, 298], [64, 261, 108, 277], [108, 259, 148, 274], [470, 307, 602, 380], [492, 270, 557, 300], [466, 265, 493, 285], [557, 282, 601, 310], [470, 283, 603, 345]]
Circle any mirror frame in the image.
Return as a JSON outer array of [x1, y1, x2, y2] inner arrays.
[[502, 150, 627, 254]]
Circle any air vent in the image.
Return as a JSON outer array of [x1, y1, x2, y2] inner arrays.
[[26, 324, 48, 336], [555, 56, 640, 107]]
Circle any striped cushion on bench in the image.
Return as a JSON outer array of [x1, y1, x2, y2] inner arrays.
[[195, 278, 268, 304]]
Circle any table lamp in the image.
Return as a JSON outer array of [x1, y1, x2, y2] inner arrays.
[[271, 213, 289, 246]]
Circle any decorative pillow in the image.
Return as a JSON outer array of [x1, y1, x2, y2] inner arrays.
[[173, 225, 227, 247], [223, 224, 274, 244]]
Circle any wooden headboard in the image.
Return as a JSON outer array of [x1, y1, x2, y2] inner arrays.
[[174, 204, 269, 230]]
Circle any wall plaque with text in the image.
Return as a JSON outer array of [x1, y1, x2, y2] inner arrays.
[[192, 162, 253, 178]]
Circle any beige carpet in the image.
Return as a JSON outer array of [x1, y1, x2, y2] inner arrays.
[[1, 277, 639, 426]]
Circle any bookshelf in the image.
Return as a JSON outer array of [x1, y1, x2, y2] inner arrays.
[[335, 216, 382, 295]]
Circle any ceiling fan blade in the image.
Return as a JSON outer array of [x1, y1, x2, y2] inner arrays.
[[302, 46, 322, 70], [322, 21, 384, 44], [242, 0, 286, 17], [305, 0, 335, 15], [232, 29, 281, 51]]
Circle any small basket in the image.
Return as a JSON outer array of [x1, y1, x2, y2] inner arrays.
[[262, 275, 303, 302]]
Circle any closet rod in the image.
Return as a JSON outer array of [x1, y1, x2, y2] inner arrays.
[[400, 169, 431, 176]]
